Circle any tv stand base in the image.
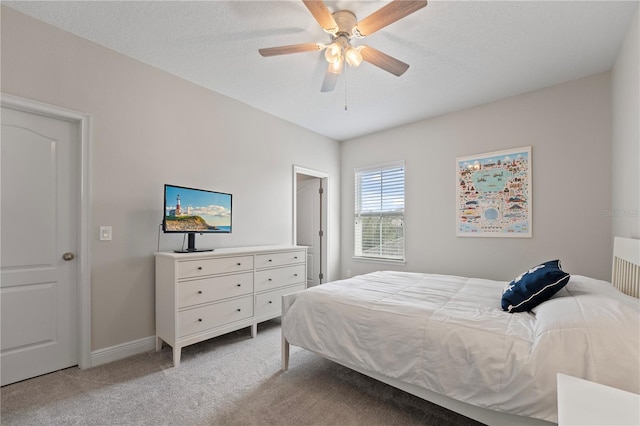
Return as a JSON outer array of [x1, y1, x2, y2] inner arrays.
[[174, 248, 214, 253]]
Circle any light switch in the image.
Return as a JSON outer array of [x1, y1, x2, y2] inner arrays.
[[100, 226, 112, 241]]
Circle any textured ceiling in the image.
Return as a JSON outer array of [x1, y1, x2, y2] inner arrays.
[[4, 1, 638, 141]]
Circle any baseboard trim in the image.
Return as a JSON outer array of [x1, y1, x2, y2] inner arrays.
[[90, 335, 156, 367]]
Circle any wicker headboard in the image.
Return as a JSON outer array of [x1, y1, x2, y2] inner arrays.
[[612, 237, 640, 298]]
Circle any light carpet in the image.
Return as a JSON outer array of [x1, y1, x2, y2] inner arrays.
[[1, 319, 483, 425]]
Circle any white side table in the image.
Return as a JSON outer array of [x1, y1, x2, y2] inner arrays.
[[557, 373, 640, 425]]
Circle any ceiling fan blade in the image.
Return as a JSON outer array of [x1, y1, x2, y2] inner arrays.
[[354, 0, 428, 37], [302, 1, 338, 34], [321, 64, 340, 92], [259, 43, 322, 57], [360, 46, 410, 76]]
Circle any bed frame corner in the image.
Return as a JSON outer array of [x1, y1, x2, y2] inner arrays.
[[281, 291, 304, 372]]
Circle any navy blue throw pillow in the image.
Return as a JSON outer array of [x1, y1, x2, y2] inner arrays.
[[501, 260, 570, 313]]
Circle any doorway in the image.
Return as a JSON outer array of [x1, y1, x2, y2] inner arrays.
[[293, 166, 329, 286], [0, 94, 91, 385]]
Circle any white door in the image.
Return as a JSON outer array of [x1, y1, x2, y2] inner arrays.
[[296, 178, 322, 287], [1, 106, 79, 385]]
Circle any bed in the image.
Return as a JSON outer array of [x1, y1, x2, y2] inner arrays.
[[281, 237, 640, 425]]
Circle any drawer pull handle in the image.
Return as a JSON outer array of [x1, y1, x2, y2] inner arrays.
[[268, 301, 273, 304], [294, 256, 298, 259], [294, 274, 298, 277], [268, 259, 272, 262], [237, 308, 242, 312], [198, 291, 203, 294], [198, 318, 203, 322], [197, 267, 203, 271], [237, 263, 241, 266], [268, 278, 272, 281], [236, 284, 241, 287]]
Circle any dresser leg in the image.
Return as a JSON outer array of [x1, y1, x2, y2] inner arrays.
[[155, 336, 163, 352], [173, 346, 181, 367], [251, 323, 257, 338]]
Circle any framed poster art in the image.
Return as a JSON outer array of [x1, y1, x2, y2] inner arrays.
[[456, 146, 532, 237]]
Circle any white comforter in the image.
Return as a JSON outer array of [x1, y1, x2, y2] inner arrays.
[[282, 271, 640, 422]]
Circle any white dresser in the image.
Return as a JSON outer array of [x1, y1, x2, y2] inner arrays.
[[155, 245, 307, 366]]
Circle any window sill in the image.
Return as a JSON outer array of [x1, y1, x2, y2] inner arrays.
[[352, 256, 406, 265]]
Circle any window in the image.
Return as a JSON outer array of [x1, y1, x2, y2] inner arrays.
[[354, 161, 405, 261]]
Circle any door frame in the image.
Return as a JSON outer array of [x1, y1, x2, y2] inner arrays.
[[292, 165, 330, 283], [1, 93, 92, 369]]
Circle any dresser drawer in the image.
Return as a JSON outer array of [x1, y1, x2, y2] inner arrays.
[[254, 264, 306, 292], [255, 284, 306, 317], [178, 272, 253, 308], [255, 250, 306, 269], [177, 256, 254, 279], [178, 296, 253, 337]]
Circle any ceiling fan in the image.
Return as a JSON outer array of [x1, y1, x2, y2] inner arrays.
[[258, 0, 428, 92]]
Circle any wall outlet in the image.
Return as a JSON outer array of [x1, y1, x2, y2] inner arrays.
[[100, 226, 112, 241]]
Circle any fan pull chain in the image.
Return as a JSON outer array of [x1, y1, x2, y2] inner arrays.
[[344, 82, 348, 111], [344, 65, 348, 111]]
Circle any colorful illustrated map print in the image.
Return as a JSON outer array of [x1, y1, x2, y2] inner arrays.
[[457, 149, 530, 235]]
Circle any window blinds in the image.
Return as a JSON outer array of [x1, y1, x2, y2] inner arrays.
[[354, 161, 405, 261]]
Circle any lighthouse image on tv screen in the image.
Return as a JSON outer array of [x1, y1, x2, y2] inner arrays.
[[164, 184, 232, 233]]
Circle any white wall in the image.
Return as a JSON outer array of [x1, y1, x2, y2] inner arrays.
[[341, 73, 612, 282], [0, 6, 341, 351], [612, 6, 639, 239]]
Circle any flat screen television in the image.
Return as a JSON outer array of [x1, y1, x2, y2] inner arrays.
[[163, 184, 232, 253]]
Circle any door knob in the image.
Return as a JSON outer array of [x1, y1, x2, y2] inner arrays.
[[63, 252, 75, 261]]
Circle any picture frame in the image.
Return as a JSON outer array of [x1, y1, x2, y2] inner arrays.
[[456, 146, 532, 237]]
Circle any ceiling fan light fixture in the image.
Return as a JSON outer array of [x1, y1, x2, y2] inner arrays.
[[328, 57, 344, 75], [324, 42, 342, 64], [259, 0, 429, 92], [345, 46, 363, 67]]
